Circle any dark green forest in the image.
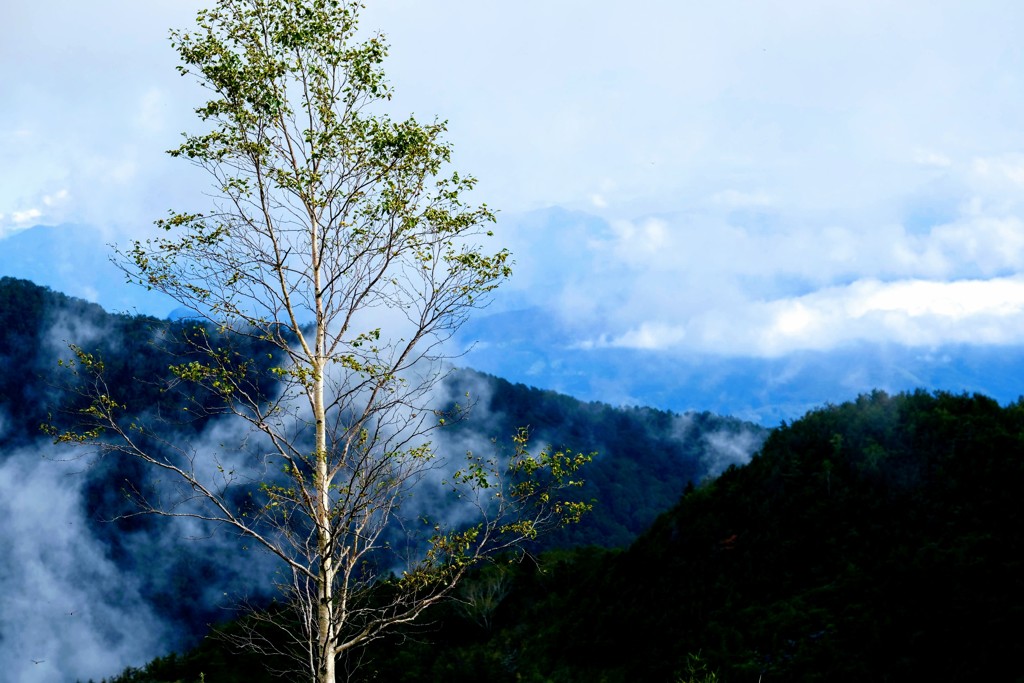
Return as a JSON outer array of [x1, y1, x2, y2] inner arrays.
[[95, 389, 1024, 682]]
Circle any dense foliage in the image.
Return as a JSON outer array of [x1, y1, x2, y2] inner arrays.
[[583, 389, 1024, 681], [92, 389, 1024, 682]]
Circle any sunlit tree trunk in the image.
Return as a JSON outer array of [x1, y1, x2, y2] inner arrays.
[[315, 368, 335, 681]]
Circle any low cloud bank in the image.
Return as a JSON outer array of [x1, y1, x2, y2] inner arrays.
[[0, 451, 167, 683], [595, 276, 1024, 357], [491, 164, 1024, 358]]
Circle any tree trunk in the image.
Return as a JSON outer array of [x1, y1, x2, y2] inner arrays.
[[315, 363, 336, 683]]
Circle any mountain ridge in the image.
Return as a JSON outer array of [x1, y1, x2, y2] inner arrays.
[[0, 276, 763, 682]]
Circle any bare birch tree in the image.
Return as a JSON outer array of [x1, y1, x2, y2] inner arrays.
[[47, 1, 590, 681]]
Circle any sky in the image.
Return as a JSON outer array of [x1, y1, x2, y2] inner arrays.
[[5, 1, 1024, 360], [3, 4, 1024, 679]]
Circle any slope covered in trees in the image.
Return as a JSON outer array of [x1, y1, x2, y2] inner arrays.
[[0, 277, 762, 679], [0, 277, 759, 552], [577, 389, 1024, 681], [10, 277, 1023, 681], [362, 390, 1024, 682], [441, 369, 763, 549], [90, 390, 1024, 682]]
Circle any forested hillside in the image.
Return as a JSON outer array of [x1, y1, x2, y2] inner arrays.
[[440, 370, 763, 549], [17, 276, 1022, 682], [104, 390, 1024, 682], [0, 277, 762, 680], [366, 390, 1024, 682]]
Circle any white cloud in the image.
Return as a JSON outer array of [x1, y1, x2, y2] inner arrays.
[[0, 452, 168, 683], [12, 208, 42, 224], [696, 277, 1024, 356], [8, 0, 1024, 364], [703, 428, 764, 477], [608, 217, 671, 263], [1, 2, 206, 234], [595, 276, 1024, 356], [507, 180, 1024, 358], [582, 321, 688, 351], [972, 154, 1024, 187], [42, 189, 69, 206], [9, 0, 1024, 232], [1, 190, 70, 234]]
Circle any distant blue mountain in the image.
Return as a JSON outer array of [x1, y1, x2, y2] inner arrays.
[[5, 223, 1024, 424], [0, 224, 176, 316], [456, 305, 1024, 424]]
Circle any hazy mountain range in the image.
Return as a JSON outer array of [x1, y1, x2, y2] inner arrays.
[[0, 276, 763, 682], [5, 219, 1024, 426]]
